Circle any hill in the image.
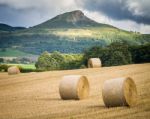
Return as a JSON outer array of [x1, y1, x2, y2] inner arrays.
[[0, 23, 26, 32], [33, 10, 114, 29], [0, 10, 150, 55], [0, 63, 150, 119]]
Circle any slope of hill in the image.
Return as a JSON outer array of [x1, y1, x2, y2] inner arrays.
[[0, 23, 26, 32], [0, 10, 150, 55], [33, 10, 114, 29], [0, 63, 150, 119]]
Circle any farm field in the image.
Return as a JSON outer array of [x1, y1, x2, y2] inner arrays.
[[7, 64, 36, 70], [0, 63, 150, 119]]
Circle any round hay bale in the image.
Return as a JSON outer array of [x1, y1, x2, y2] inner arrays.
[[7, 66, 20, 75], [59, 75, 90, 100], [88, 58, 101, 68], [102, 77, 137, 107]]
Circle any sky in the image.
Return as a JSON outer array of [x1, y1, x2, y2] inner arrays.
[[0, 0, 150, 34]]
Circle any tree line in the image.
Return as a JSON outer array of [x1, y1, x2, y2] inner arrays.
[[35, 42, 150, 70], [1, 42, 149, 72]]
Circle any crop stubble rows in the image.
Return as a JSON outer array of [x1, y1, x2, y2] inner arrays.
[[0, 63, 150, 119]]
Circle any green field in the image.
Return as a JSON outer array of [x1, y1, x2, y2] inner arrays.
[[6, 64, 36, 69], [0, 48, 34, 57]]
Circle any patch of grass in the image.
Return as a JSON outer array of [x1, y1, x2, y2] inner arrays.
[[1, 63, 47, 73], [0, 48, 33, 57], [0, 63, 39, 73], [7, 64, 36, 70]]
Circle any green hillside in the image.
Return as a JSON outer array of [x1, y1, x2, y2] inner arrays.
[[0, 10, 149, 55]]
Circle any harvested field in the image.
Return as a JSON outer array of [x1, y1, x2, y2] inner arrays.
[[0, 63, 150, 119]]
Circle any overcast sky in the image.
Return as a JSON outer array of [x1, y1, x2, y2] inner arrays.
[[0, 0, 150, 34]]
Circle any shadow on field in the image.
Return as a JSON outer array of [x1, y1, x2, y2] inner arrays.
[[36, 97, 61, 101], [87, 105, 105, 109]]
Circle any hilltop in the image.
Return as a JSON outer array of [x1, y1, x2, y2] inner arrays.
[[32, 10, 114, 29]]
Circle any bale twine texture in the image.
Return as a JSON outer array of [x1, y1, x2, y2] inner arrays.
[[59, 75, 90, 100], [102, 77, 137, 107]]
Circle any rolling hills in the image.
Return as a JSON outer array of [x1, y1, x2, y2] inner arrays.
[[0, 23, 26, 32], [0, 63, 150, 119], [0, 10, 150, 55]]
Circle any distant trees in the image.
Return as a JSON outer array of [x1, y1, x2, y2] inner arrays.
[[0, 34, 107, 54], [129, 43, 150, 63], [1, 57, 35, 64], [1, 48, 6, 52], [1, 30, 149, 55], [0, 64, 9, 72], [0, 58, 4, 63]]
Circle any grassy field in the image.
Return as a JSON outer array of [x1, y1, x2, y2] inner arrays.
[[7, 63, 36, 70], [0, 63, 150, 119], [0, 48, 34, 57]]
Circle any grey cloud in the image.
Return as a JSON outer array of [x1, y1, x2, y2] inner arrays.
[[0, 0, 150, 33], [0, 5, 52, 27], [0, 0, 78, 27], [76, 0, 150, 24]]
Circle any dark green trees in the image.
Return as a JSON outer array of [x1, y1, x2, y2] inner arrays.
[[84, 42, 132, 66], [35, 51, 63, 70], [35, 42, 150, 71], [129, 43, 150, 63]]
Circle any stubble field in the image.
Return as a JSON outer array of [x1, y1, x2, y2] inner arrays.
[[0, 63, 150, 119]]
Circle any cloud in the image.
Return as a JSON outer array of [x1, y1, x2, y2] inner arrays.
[[0, 5, 46, 27], [0, 0, 77, 10], [76, 0, 150, 25], [83, 10, 150, 34], [0, 0, 149, 33], [0, 0, 78, 27]]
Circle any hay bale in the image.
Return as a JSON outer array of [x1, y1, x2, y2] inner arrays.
[[7, 66, 20, 75], [59, 75, 90, 100], [88, 58, 101, 68], [102, 77, 137, 107]]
